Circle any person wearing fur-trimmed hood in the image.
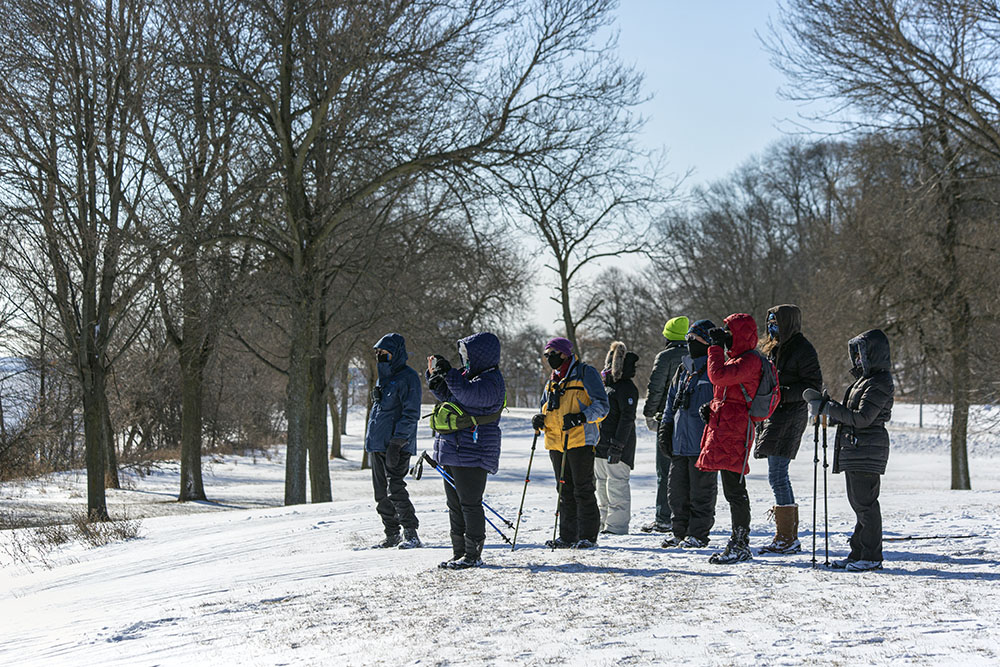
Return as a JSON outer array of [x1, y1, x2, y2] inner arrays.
[[595, 342, 640, 535]]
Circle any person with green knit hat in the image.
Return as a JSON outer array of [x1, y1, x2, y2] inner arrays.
[[640, 315, 689, 533]]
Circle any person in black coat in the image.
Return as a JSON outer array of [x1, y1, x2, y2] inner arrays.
[[753, 304, 822, 554], [810, 328, 894, 572], [596, 342, 639, 534]]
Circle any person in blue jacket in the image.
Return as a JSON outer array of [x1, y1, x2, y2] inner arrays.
[[366, 333, 423, 549], [660, 319, 719, 549], [426, 332, 505, 570]]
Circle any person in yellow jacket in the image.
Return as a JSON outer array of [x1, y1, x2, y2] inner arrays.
[[531, 337, 610, 548]]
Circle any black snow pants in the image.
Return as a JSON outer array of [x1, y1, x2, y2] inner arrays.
[[667, 454, 718, 543], [845, 471, 883, 562], [549, 446, 600, 543], [371, 450, 418, 534], [443, 465, 489, 554]]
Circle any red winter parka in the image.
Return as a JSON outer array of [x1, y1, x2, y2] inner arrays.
[[696, 313, 762, 475]]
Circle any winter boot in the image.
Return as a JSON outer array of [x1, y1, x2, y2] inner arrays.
[[660, 535, 683, 548], [758, 505, 801, 554], [640, 520, 671, 533], [828, 557, 855, 570], [709, 527, 752, 565], [438, 533, 467, 569], [845, 559, 883, 572], [680, 535, 709, 548], [544, 536, 575, 549], [573, 538, 597, 549], [372, 531, 402, 549], [445, 538, 484, 570], [397, 527, 423, 549]]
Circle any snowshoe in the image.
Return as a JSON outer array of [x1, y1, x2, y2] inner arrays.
[[845, 559, 883, 572], [640, 520, 671, 533], [397, 528, 423, 549], [372, 533, 402, 549], [545, 536, 575, 549]]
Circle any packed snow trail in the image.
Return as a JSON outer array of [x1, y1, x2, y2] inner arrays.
[[1, 406, 999, 665]]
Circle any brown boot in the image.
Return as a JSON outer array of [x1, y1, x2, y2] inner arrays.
[[760, 504, 801, 554]]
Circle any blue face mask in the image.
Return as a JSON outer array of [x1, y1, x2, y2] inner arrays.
[[767, 321, 779, 339]]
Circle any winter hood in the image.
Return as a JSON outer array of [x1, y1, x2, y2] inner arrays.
[[849, 328, 891, 378], [458, 331, 501, 376], [724, 313, 759, 357], [374, 332, 408, 374], [603, 341, 637, 382], [768, 304, 802, 341]]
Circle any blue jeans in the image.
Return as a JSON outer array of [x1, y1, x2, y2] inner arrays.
[[768, 455, 794, 506]]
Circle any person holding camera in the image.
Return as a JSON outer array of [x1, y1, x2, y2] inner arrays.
[[660, 319, 718, 549], [532, 337, 610, 549], [595, 341, 640, 535], [697, 313, 761, 565], [425, 332, 506, 570], [365, 332, 423, 549]]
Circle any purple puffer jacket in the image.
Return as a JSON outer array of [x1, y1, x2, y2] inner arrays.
[[428, 332, 505, 474]]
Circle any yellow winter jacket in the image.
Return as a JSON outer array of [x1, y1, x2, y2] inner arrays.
[[540, 359, 610, 451]]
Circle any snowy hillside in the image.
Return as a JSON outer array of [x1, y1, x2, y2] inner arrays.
[[1, 406, 999, 665]]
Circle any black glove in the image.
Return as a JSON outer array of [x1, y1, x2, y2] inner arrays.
[[429, 355, 451, 376], [563, 412, 587, 430], [427, 373, 446, 392], [699, 402, 713, 424], [707, 327, 732, 349], [608, 448, 622, 465], [656, 420, 673, 457], [386, 437, 407, 465], [531, 413, 546, 431]]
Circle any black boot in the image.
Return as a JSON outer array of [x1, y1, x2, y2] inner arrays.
[[372, 531, 402, 549], [438, 533, 466, 569], [446, 538, 484, 570], [709, 526, 752, 565], [398, 527, 423, 549]]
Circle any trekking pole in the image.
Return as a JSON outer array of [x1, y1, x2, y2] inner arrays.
[[811, 413, 820, 568], [421, 452, 513, 529], [822, 413, 830, 566], [511, 430, 539, 551], [551, 432, 569, 550], [420, 452, 512, 544]]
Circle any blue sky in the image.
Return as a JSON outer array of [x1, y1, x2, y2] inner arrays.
[[528, 1, 811, 332], [615, 0, 804, 183]]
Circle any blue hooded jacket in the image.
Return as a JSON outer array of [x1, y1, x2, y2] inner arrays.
[[428, 332, 505, 474], [365, 333, 422, 455], [662, 353, 714, 457]]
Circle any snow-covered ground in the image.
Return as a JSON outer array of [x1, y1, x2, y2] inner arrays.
[[2, 404, 999, 665]]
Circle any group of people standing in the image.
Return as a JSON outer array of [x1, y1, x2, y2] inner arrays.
[[363, 305, 894, 573]]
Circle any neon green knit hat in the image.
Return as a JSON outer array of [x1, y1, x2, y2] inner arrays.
[[662, 316, 690, 341]]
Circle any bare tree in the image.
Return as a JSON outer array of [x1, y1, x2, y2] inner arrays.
[[208, 0, 641, 504], [770, 0, 1000, 489], [0, 0, 160, 519]]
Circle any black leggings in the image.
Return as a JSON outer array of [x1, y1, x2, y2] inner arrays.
[[443, 465, 489, 546], [719, 470, 751, 533]]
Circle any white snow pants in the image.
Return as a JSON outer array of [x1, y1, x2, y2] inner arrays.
[[594, 458, 631, 534]]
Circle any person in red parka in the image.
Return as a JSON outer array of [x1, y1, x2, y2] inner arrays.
[[696, 313, 762, 565]]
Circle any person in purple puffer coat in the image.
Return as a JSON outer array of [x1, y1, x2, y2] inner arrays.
[[426, 331, 505, 570]]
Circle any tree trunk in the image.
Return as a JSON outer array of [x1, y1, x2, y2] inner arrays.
[[81, 364, 110, 521], [179, 351, 207, 501], [340, 363, 349, 436], [284, 267, 332, 504], [949, 303, 972, 490], [329, 392, 342, 459], [103, 398, 120, 490]]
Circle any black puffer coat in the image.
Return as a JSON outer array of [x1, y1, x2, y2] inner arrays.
[[754, 305, 823, 459], [598, 349, 639, 469], [829, 329, 894, 475]]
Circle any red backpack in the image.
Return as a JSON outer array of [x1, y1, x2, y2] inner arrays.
[[739, 350, 781, 422]]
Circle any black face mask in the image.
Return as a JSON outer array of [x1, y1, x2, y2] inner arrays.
[[376, 351, 390, 364], [545, 352, 565, 369], [687, 340, 709, 359]]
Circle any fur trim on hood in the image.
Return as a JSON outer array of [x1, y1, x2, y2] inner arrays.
[[604, 341, 627, 383]]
